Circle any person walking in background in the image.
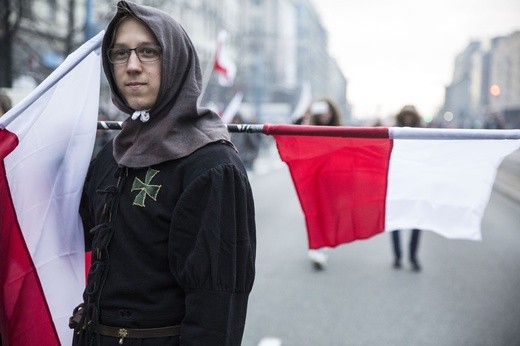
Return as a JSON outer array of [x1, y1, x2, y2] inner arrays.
[[483, 112, 507, 129], [70, 2, 256, 345], [292, 109, 311, 125], [230, 112, 262, 171], [308, 98, 342, 126], [0, 91, 12, 117], [305, 98, 342, 270], [391, 105, 424, 272]]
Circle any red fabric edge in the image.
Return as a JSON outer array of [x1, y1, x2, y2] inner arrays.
[[0, 129, 60, 345], [264, 124, 390, 138]]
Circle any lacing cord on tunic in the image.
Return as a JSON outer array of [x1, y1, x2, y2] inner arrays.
[[90, 224, 114, 260], [97, 185, 118, 217], [72, 168, 127, 345]]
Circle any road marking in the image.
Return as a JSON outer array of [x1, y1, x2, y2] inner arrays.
[[258, 337, 282, 346]]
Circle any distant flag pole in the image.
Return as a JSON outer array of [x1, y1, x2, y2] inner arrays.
[[221, 92, 244, 124], [199, 46, 217, 103]]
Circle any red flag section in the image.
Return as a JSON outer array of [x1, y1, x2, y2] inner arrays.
[[264, 124, 389, 138], [274, 133, 393, 249], [0, 129, 59, 345]]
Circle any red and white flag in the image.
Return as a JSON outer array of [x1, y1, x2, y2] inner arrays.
[[213, 30, 236, 87], [265, 124, 520, 249], [0, 31, 103, 345]]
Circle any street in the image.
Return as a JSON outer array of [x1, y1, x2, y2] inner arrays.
[[242, 145, 520, 346]]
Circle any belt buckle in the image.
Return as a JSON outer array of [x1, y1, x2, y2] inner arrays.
[[118, 328, 128, 345]]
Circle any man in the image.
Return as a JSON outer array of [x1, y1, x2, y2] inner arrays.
[[70, 2, 256, 345]]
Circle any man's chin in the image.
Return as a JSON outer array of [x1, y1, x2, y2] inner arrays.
[[127, 100, 153, 111]]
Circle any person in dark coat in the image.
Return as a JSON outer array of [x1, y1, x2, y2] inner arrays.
[[0, 91, 12, 117], [230, 113, 261, 171], [70, 2, 256, 345], [391, 105, 423, 272]]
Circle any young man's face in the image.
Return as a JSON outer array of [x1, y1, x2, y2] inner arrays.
[[112, 17, 161, 111]]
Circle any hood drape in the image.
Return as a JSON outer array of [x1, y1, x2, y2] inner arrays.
[[102, 1, 231, 168]]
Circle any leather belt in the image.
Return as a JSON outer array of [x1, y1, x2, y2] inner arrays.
[[95, 324, 180, 344]]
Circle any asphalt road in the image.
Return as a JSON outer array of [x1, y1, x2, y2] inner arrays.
[[242, 146, 520, 346]]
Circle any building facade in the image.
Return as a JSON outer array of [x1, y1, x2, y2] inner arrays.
[[4, 0, 351, 124], [440, 30, 520, 129]]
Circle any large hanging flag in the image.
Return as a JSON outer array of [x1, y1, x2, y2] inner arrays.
[[213, 30, 237, 87], [263, 124, 520, 249], [0, 31, 103, 345]]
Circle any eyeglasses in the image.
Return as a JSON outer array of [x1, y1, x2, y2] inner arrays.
[[107, 45, 162, 64]]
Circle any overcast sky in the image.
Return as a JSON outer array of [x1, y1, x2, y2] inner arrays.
[[311, 0, 520, 121]]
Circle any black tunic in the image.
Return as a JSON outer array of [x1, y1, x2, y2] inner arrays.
[[77, 140, 256, 345]]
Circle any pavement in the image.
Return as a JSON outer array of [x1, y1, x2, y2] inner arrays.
[[245, 152, 520, 345], [494, 148, 520, 203]]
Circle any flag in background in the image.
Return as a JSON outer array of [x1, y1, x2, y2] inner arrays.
[[213, 30, 237, 87], [0, 31, 103, 345], [291, 81, 312, 122], [221, 92, 244, 124], [269, 124, 520, 249]]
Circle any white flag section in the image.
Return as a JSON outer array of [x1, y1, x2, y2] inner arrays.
[[385, 139, 520, 240], [0, 31, 103, 345]]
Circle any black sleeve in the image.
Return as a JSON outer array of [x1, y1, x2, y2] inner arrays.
[[169, 163, 256, 345]]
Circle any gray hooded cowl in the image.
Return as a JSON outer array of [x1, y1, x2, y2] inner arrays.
[[102, 1, 231, 168]]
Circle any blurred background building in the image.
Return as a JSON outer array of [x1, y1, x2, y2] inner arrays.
[[0, 0, 351, 124], [1, 0, 518, 128], [437, 30, 520, 129]]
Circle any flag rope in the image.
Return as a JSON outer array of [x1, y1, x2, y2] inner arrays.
[[97, 121, 520, 139]]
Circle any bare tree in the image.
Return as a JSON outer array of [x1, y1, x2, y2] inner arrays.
[[0, 0, 27, 87]]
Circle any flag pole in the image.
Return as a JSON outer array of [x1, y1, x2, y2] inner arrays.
[[97, 121, 264, 133], [198, 46, 217, 104], [96, 121, 520, 139]]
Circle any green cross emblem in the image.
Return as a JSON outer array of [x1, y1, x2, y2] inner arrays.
[[131, 168, 162, 207]]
